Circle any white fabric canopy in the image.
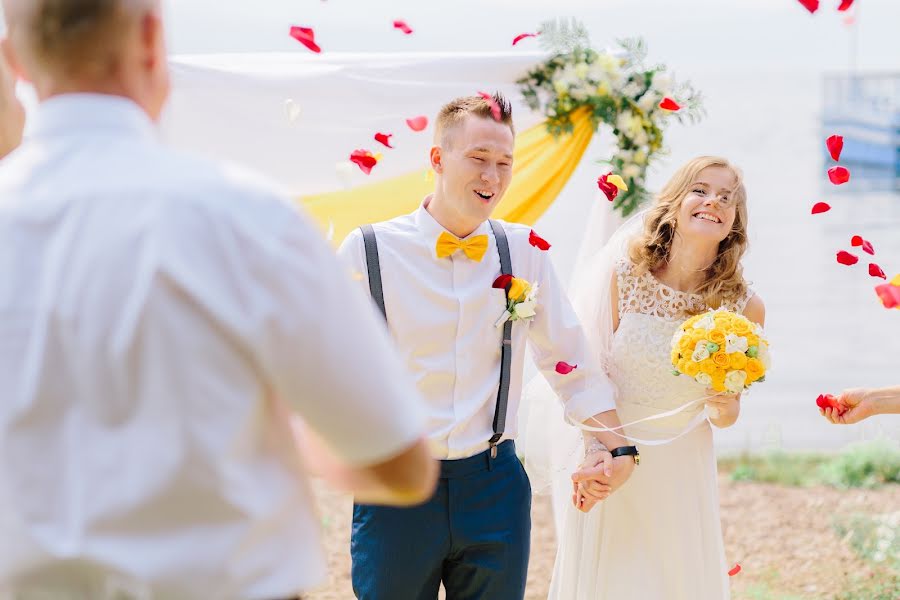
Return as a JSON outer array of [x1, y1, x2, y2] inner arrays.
[[164, 52, 549, 194]]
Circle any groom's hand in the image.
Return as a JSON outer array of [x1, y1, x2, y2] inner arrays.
[[571, 455, 635, 511], [571, 448, 613, 512]]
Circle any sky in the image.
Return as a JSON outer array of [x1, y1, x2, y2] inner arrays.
[[163, 0, 900, 73], [1, 1, 896, 74]]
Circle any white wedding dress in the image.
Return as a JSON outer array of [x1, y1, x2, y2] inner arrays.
[[548, 258, 752, 600]]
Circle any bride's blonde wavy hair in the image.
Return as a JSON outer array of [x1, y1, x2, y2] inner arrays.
[[627, 156, 749, 311]]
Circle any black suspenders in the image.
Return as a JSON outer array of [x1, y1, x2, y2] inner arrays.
[[359, 221, 513, 460]]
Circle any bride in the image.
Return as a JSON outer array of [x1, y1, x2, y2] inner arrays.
[[531, 156, 766, 599]]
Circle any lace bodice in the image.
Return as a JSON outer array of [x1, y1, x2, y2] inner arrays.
[[610, 259, 753, 424]]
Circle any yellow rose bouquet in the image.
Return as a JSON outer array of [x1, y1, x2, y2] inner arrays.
[[670, 308, 770, 394]]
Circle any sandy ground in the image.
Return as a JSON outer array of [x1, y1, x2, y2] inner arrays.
[[305, 476, 899, 599]]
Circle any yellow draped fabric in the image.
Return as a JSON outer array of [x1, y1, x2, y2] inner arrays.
[[299, 107, 594, 245]]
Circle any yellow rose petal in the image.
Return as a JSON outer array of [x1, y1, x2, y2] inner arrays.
[[700, 360, 717, 375], [606, 174, 629, 191], [508, 277, 529, 302]]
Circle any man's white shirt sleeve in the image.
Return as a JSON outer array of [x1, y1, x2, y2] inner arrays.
[[158, 192, 425, 467]]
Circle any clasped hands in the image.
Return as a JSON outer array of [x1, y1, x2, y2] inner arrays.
[[570, 442, 635, 513]]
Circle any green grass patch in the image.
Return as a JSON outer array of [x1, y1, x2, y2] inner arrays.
[[831, 509, 900, 599], [831, 571, 900, 600], [719, 440, 900, 489]]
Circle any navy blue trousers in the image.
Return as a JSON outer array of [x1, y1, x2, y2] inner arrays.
[[350, 440, 531, 600]]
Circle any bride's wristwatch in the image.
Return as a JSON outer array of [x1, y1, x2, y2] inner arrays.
[[611, 445, 640, 466]]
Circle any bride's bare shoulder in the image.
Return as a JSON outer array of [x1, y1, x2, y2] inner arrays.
[[742, 293, 766, 326]]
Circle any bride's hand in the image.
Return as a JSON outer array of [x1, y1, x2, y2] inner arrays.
[[572, 480, 611, 512], [705, 388, 741, 428]]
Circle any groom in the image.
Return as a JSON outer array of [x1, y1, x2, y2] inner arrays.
[[338, 92, 637, 599]]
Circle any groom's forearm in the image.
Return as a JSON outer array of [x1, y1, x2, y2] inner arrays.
[[581, 409, 628, 451]]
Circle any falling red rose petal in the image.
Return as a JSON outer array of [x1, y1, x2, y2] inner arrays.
[[850, 235, 863, 247], [406, 116, 428, 132], [597, 174, 620, 202], [658, 97, 681, 111], [828, 166, 850, 185], [528, 230, 551, 251], [512, 32, 539, 46], [374, 132, 394, 148], [349, 149, 377, 175], [728, 565, 742, 577], [393, 20, 413, 34], [289, 26, 321, 53], [556, 361, 578, 375], [797, 0, 819, 13], [811, 202, 831, 214], [861, 240, 875, 255], [875, 281, 900, 309], [477, 91, 502, 121], [836, 251, 858, 266], [869, 263, 886, 279], [837, 0, 854, 11], [826, 135, 843, 161]]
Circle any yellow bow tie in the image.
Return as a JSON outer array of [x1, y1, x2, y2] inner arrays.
[[435, 231, 489, 262]]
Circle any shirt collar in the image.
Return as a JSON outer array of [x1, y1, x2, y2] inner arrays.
[[414, 195, 492, 258], [27, 93, 158, 143]]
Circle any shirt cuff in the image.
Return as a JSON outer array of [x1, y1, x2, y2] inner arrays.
[[562, 379, 617, 425]]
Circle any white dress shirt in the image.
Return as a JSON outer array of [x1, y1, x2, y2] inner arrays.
[[0, 95, 424, 599], [338, 199, 615, 460]]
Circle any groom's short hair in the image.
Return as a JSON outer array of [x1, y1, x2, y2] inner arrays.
[[435, 92, 515, 147], [3, 0, 154, 79]]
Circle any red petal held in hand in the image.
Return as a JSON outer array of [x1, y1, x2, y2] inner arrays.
[[406, 116, 428, 132], [861, 240, 875, 255], [374, 132, 394, 148], [826, 134, 844, 161], [393, 20, 413, 35], [555, 361, 578, 375], [512, 32, 539, 46], [797, 0, 819, 13], [869, 263, 886, 279], [728, 564, 742, 577], [477, 91, 502, 122], [816, 393, 847, 415], [850, 235, 863, 247], [828, 166, 850, 185], [597, 174, 620, 202], [289, 26, 321, 53], [349, 150, 377, 175], [811, 202, 831, 214], [658, 97, 681, 111], [492, 274, 513, 289], [528, 230, 551, 251], [876, 281, 900, 309], [837, 0, 854, 11], [836, 250, 858, 266]]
